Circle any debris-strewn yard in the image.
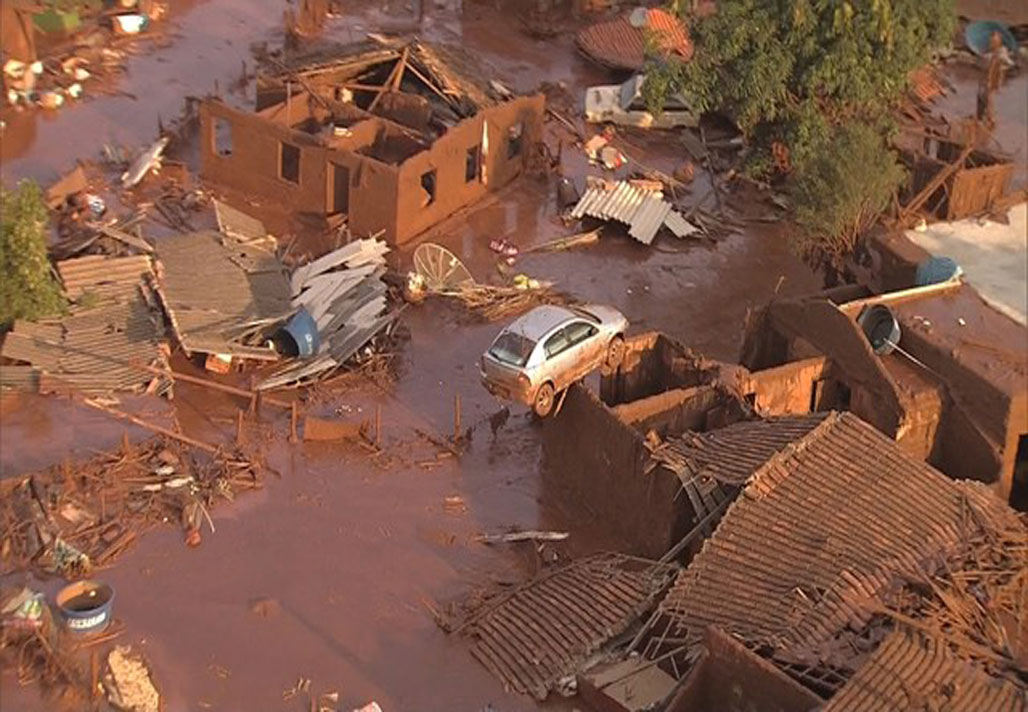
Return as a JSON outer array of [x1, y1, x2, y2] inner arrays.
[[1, 0, 1026, 710]]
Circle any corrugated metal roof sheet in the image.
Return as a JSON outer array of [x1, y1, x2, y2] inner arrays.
[[257, 238, 393, 390], [457, 552, 678, 700], [0, 256, 169, 395], [214, 199, 270, 245], [57, 255, 152, 300], [576, 9, 693, 71], [823, 631, 1025, 712], [571, 181, 696, 245], [154, 231, 291, 359], [657, 411, 1023, 667]]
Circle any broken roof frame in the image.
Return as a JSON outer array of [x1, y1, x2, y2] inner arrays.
[[452, 552, 678, 701], [258, 37, 503, 145], [627, 410, 1026, 702]]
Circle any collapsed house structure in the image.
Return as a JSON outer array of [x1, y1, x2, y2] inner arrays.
[[579, 411, 1026, 711], [200, 39, 544, 245]]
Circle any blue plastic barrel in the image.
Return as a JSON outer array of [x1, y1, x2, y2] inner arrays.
[[280, 307, 320, 358], [916, 257, 961, 286], [55, 580, 115, 635], [965, 21, 1016, 56]]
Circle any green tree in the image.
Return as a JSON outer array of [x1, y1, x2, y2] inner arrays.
[[0, 180, 66, 326], [645, 0, 955, 170], [788, 122, 906, 268]]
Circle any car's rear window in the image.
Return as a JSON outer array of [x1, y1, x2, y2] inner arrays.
[[489, 332, 536, 367]]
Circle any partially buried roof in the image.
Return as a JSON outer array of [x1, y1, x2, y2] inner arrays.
[[0, 255, 169, 395], [904, 202, 1027, 325], [576, 8, 692, 71], [454, 552, 677, 700], [656, 411, 1024, 673], [823, 630, 1025, 712], [153, 231, 291, 360]]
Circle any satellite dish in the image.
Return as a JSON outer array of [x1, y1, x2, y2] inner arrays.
[[413, 243, 474, 292], [629, 7, 648, 27]]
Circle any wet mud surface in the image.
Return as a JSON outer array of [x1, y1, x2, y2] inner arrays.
[[3, 0, 826, 709]]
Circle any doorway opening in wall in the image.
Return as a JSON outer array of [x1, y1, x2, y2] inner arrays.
[[507, 123, 523, 159], [466, 144, 481, 183], [280, 142, 300, 184], [330, 163, 350, 215], [214, 118, 232, 156], [1011, 435, 1028, 512], [811, 379, 850, 412], [420, 169, 436, 207]]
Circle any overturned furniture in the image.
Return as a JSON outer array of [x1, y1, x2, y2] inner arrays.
[[448, 552, 677, 700], [1, 255, 170, 395], [201, 38, 544, 245]]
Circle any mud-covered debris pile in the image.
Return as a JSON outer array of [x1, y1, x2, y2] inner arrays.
[[105, 645, 161, 712], [0, 438, 261, 578]]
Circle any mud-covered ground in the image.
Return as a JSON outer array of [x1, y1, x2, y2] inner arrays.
[[1, 0, 1021, 709]]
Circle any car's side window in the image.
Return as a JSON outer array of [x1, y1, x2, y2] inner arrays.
[[565, 321, 597, 345], [544, 329, 571, 359]]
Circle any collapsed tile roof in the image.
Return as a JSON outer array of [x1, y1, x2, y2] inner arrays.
[[647, 413, 829, 486], [576, 8, 692, 71], [455, 552, 677, 700], [656, 411, 1025, 672], [153, 231, 292, 360], [823, 631, 1026, 712], [0, 255, 169, 395]]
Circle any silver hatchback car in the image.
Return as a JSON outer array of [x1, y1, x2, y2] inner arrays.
[[480, 304, 629, 417]]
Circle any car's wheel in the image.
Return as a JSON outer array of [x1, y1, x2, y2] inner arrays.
[[604, 335, 625, 372], [533, 382, 556, 418]]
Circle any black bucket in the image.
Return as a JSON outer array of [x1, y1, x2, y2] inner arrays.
[[857, 305, 901, 355]]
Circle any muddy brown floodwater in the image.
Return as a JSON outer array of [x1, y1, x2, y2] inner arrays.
[[0, 1, 819, 710]]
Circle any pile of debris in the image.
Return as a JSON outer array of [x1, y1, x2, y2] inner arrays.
[[0, 254, 171, 396], [408, 242, 570, 320], [2, 1, 167, 112], [569, 177, 698, 245], [257, 237, 397, 390], [443, 552, 678, 700], [0, 437, 261, 578], [1, 585, 161, 710]]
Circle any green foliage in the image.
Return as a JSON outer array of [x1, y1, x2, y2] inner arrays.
[[645, 0, 955, 170], [0, 180, 66, 327], [787, 121, 906, 263]]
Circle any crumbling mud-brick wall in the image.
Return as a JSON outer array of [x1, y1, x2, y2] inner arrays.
[[742, 299, 907, 440], [393, 95, 545, 243], [742, 357, 831, 415], [601, 332, 716, 407], [542, 385, 686, 559], [200, 99, 402, 239], [668, 628, 823, 712], [201, 99, 333, 215], [613, 385, 736, 439]]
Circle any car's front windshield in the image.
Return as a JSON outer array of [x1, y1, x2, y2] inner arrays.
[[489, 331, 536, 367]]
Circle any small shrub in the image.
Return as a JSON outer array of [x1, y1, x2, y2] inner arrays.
[[0, 180, 66, 326]]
